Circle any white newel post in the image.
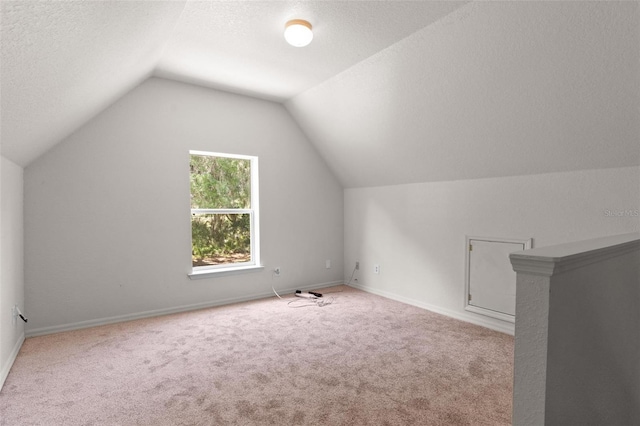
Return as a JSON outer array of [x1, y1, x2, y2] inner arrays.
[[510, 233, 640, 426]]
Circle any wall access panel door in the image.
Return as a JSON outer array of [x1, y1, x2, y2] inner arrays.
[[465, 237, 532, 323]]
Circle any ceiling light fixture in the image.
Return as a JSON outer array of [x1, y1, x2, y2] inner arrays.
[[284, 19, 313, 47]]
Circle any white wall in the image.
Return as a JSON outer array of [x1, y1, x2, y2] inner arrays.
[[24, 77, 344, 335], [345, 166, 640, 333], [0, 156, 25, 389]]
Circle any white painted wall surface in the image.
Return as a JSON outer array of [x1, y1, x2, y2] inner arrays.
[[24, 78, 343, 334], [345, 166, 640, 333], [0, 156, 25, 389]]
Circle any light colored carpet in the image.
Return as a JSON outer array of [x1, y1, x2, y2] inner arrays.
[[0, 285, 513, 425]]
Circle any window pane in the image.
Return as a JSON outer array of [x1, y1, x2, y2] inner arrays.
[[190, 155, 251, 209], [191, 213, 251, 267]]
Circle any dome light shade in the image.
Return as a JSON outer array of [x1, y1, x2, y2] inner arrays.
[[284, 19, 313, 47]]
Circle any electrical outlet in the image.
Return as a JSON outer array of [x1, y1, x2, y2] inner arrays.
[[326, 259, 331, 269], [274, 267, 281, 276], [374, 264, 380, 274], [356, 261, 359, 270], [11, 305, 17, 325]]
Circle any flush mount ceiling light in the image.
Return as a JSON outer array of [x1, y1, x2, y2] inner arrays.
[[284, 19, 313, 47]]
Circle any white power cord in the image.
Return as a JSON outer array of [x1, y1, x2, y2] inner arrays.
[[287, 297, 334, 308], [272, 286, 283, 299], [346, 264, 357, 286], [272, 286, 335, 308]]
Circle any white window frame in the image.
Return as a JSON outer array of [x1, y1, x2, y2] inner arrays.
[[188, 150, 262, 279]]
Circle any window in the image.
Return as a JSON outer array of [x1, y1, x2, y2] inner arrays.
[[189, 150, 260, 276]]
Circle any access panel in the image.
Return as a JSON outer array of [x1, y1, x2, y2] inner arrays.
[[465, 237, 532, 322]]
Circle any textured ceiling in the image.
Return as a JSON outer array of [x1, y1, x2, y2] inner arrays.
[[286, 1, 640, 187], [1, 1, 185, 166], [154, 1, 466, 101], [1, 0, 467, 166], [1, 1, 638, 188]]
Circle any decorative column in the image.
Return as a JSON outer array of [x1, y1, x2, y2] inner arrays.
[[510, 233, 640, 425]]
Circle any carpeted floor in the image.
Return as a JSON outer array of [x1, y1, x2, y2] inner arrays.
[[0, 285, 513, 425]]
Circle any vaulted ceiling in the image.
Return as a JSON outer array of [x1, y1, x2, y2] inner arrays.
[[2, 1, 639, 188]]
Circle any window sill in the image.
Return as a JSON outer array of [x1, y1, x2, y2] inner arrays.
[[188, 264, 264, 280]]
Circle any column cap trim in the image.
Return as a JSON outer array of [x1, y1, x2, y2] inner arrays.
[[510, 233, 640, 277]]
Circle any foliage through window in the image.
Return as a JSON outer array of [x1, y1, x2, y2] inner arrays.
[[190, 151, 259, 269]]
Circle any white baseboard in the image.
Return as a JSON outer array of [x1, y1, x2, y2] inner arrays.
[[25, 281, 343, 338], [0, 332, 25, 391], [348, 283, 514, 336]]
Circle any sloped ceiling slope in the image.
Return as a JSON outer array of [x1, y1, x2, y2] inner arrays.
[[1, 0, 468, 167], [154, 1, 467, 101], [1, 1, 186, 166], [286, 1, 640, 188]]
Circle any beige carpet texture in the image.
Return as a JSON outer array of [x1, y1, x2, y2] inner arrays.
[[0, 286, 514, 425]]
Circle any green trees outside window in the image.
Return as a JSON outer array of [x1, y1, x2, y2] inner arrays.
[[190, 153, 253, 267]]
